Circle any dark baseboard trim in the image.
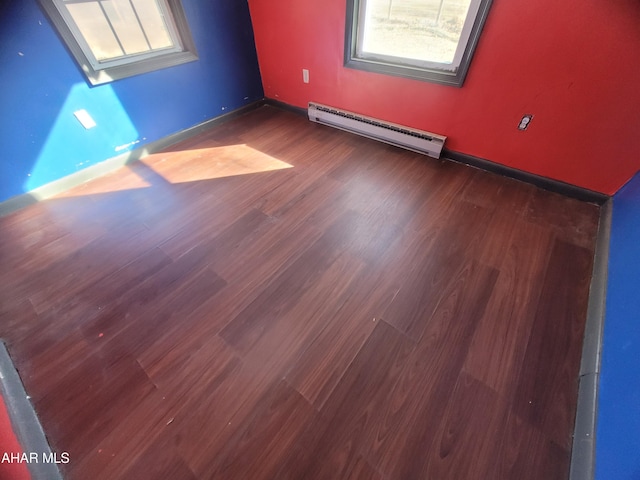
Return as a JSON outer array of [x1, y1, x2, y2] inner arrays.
[[264, 98, 307, 117], [443, 149, 609, 205], [148, 99, 265, 152], [264, 99, 610, 204], [569, 199, 612, 480], [0, 100, 265, 218], [4, 98, 609, 217], [0, 341, 64, 480]]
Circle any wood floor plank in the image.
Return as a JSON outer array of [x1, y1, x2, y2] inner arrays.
[[0, 218, 107, 281], [236, 252, 367, 378], [424, 371, 506, 480], [403, 159, 475, 235], [158, 206, 270, 261], [262, 171, 345, 227], [34, 346, 156, 463], [0, 299, 39, 353], [253, 140, 355, 216], [71, 387, 189, 480], [118, 435, 197, 480], [288, 320, 413, 480], [382, 201, 492, 340], [213, 196, 328, 285], [139, 333, 238, 405], [3, 220, 149, 313], [333, 148, 440, 233], [513, 238, 594, 448], [193, 379, 315, 480], [463, 218, 555, 395], [94, 267, 227, 359], [170, 368, 283, 476], [0, 105, 599, 480], [218, 210, 360, 355], [364, 260, 499, 478], [5, 246, 174, 361], [460, 168, 508, 210], [284, 262, 400, 409], [490, 409, 571, 480], [525, 187, 600, 249]]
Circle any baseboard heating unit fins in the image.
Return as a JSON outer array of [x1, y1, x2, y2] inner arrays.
[[307, 102, 446, 159]]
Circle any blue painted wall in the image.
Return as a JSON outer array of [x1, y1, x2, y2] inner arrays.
[[597, 172, 640, 479], [0, 0, 263, 203]]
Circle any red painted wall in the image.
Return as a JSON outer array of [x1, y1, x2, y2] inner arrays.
[[248, 0, 640, 195]]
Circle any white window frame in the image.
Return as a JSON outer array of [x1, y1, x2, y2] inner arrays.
[[345, 0, 493, 87], [38, 0, 198, 85]]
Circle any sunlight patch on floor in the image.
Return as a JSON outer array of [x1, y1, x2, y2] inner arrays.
[[142, 144, 294, 184], [54, 144, 293, 198], [56, 166, 152, 198]]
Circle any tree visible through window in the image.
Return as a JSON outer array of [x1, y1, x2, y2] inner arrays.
[[39, 0, 198, 85], [345, 0, 493, 87]]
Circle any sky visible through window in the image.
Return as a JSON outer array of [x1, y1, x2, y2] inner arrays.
[[361, 0, 472, 65]]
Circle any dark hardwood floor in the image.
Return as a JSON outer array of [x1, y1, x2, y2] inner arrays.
[[0, 106, 600, 479]]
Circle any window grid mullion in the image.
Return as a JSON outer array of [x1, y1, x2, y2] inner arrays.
[[128, 0, 153, 51], [97, 0, 126, 57]]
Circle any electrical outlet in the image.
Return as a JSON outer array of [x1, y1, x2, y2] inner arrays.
[[518, 114, 533, 131], [302, 69, 309, 84]]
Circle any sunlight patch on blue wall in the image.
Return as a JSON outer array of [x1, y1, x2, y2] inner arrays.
[[24, 83, 138, 192]]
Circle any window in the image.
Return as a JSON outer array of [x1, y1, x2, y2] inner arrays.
[[345, 0, 493, 87], [39, 0, 198, 85]]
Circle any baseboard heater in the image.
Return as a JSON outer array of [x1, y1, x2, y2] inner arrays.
[[308, 102, 446, 159]]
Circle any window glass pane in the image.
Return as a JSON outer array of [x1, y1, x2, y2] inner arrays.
[[131, 0, 174, 50], [360, 0, 472, 65], [44, 0, 198, 84], [101, 0, 151, 56], [66, 2, 124, 61]]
